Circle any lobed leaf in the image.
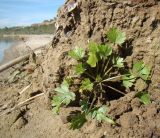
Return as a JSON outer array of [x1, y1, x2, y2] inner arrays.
[[91, 106, 115, 124], [98, 44, 112, 59], [63, 77, 73, 86], [52, 96, 63, 114], [70, 113, 87, 130], [133, 61, 144, 72], [75, 63, 86, 75], [52, 81, 75, 114], [87, 53, 98, 67], [135, 92, 151, 105], [113, 56, 124, 68], [132, 61, 150, 80], [107, 27, 126, 45], [80, 78, 93, 91], [139, 66, 150, 80], [86, 42, 100, 67], [88, 42, 99, 53], [122, 75, 135, 89], [68, 47, 85, 60], [80, 99, 89, 113]]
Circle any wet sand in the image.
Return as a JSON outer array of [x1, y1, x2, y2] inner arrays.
[[0, 35, 53, 65]]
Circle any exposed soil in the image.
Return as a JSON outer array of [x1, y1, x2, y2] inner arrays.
[[0, 0, 160, 138]]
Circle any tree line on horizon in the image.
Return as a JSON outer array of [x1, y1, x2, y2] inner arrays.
[[0, 23, 56, 35]]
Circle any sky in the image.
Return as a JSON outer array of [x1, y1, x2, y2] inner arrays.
[[0, 0, 65, 28]]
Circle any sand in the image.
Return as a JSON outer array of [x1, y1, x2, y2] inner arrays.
[[0, 35, 53, 65]]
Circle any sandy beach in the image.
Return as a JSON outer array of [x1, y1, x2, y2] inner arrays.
[[0, 35, 53, 65]]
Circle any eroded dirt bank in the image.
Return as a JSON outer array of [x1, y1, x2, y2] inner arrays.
[[0, 0, 160, 138]]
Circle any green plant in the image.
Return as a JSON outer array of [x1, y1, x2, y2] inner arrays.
[[52, 28, 151, 129], [52, 81, 75, 114], [135, 91, 151, 105]]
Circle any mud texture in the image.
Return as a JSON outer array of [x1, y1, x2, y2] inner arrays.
[[0, 0, 160, 138]]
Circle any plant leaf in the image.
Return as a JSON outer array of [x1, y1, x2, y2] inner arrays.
[[70, 113, 87, 130], [80, 99, 89, 113], [87, 42, 99, 67], [52, 81, 75, 114], [133, 61, 144, 72], [113, 56, 124, 68], [116, 57, 124, 68], [122, 75, 135, 89], [88, 42, 99, 53], [75, 63, 86, 74], [55, 83, 75, 105], [68, 47, 85, 60], [132, 61, 150, 80], [135, 92, 151, 105], [63, 77, 73, 86], [80, 78, 93, 91], [107, 27, 126, 45], [98, 44, 112, 59], [91, 106, 115, 124], [139, 66, 150, 80], [87, 53, 98, 67], [52, 96, 63, 114]]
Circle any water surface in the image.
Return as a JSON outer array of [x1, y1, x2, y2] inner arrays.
[[0, 38, 17, 62]]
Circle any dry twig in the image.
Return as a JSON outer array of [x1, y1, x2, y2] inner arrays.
[[0, 93, 44, 117], [19, 84, 32, 95]]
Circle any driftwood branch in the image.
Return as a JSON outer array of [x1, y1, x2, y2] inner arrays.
[[0, 45, 46, 73], [0, 54, 29, 73]]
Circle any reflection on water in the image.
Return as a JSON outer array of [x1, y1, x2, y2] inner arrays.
[[0, 38, 17, 62]]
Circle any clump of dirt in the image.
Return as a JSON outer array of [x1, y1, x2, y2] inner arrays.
[[0, 0, 160, 138]]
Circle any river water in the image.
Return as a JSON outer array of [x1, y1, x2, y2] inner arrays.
[[0, 38, 17, 63]]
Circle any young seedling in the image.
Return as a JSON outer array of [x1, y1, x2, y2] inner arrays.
[[52, 28, 151, 129], [135, 91, 151, 105]]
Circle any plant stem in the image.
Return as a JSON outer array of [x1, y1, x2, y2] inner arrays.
[[104, 66, 113, 77], [96, 62, 99, 76], [104, 57, 111, 73], [102, 74, 126, 82], [100, 59, 106, 75], [99, 83, 104, 100], [104, 85, 125, 95], [84, 72, 95, 80], [89, 90, 96, 111], [87, 66, 96, 78]]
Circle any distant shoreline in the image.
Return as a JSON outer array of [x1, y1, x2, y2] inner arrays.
[[0, 34, 53, 38], [0, 21, 56, 36], [0, 35, 53, 65]]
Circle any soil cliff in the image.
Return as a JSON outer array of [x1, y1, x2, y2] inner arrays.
[[0, 0, 160, 138]]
